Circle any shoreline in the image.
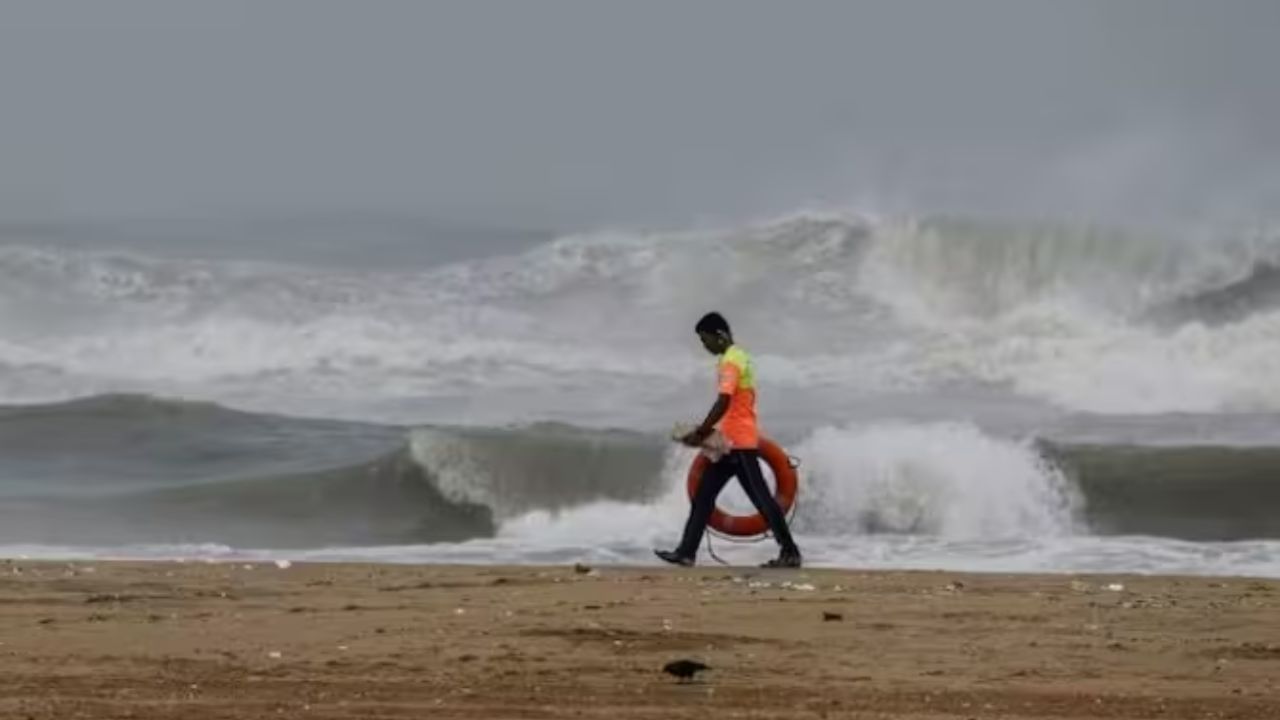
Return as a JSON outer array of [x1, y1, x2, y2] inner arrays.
[[2, 560, 1279, 718]]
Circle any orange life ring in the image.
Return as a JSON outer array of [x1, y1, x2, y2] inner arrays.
[[685, 437, 799, 537]]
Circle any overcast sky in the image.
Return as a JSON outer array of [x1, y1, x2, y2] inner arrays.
[[1, 0, 1277, 230]]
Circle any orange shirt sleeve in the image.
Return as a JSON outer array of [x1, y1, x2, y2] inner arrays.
[[717, 360, 740, 395]]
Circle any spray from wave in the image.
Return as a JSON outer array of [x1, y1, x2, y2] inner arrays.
[[792, 422, 1080, 537], [491, 422, 1079, 553]]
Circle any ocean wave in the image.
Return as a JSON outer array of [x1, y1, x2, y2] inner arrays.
[[4, 397, 1280, 551], [3, 212, 1280, 419]]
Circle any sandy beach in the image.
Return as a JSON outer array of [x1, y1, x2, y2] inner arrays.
[[0, 561, 1278, 719]]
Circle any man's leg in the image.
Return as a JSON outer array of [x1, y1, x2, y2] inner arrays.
[[731, 450, 801, 556], [673, 457, 735, 559]]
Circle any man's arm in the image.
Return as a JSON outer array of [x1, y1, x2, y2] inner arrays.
[[682, 393, 730, 446]]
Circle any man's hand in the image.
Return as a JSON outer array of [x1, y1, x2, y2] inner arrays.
[[683, 394, 731, 448], [681, 427, 711, 447]]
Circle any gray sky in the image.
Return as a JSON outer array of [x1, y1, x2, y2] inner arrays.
[[1, 0, 1278, 230]]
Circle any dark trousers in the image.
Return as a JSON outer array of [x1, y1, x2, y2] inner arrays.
[[677, 449, 800, 557]]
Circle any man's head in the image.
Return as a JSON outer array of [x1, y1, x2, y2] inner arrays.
[[695, 312, 733, 355]]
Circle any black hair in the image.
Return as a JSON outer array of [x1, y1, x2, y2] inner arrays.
[[694, 312, 731, 336]]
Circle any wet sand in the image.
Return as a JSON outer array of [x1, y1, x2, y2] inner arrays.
[[2, 560, 1279, 718]]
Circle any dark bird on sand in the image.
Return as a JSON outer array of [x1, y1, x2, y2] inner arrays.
[[663, 659, 710, 682]]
